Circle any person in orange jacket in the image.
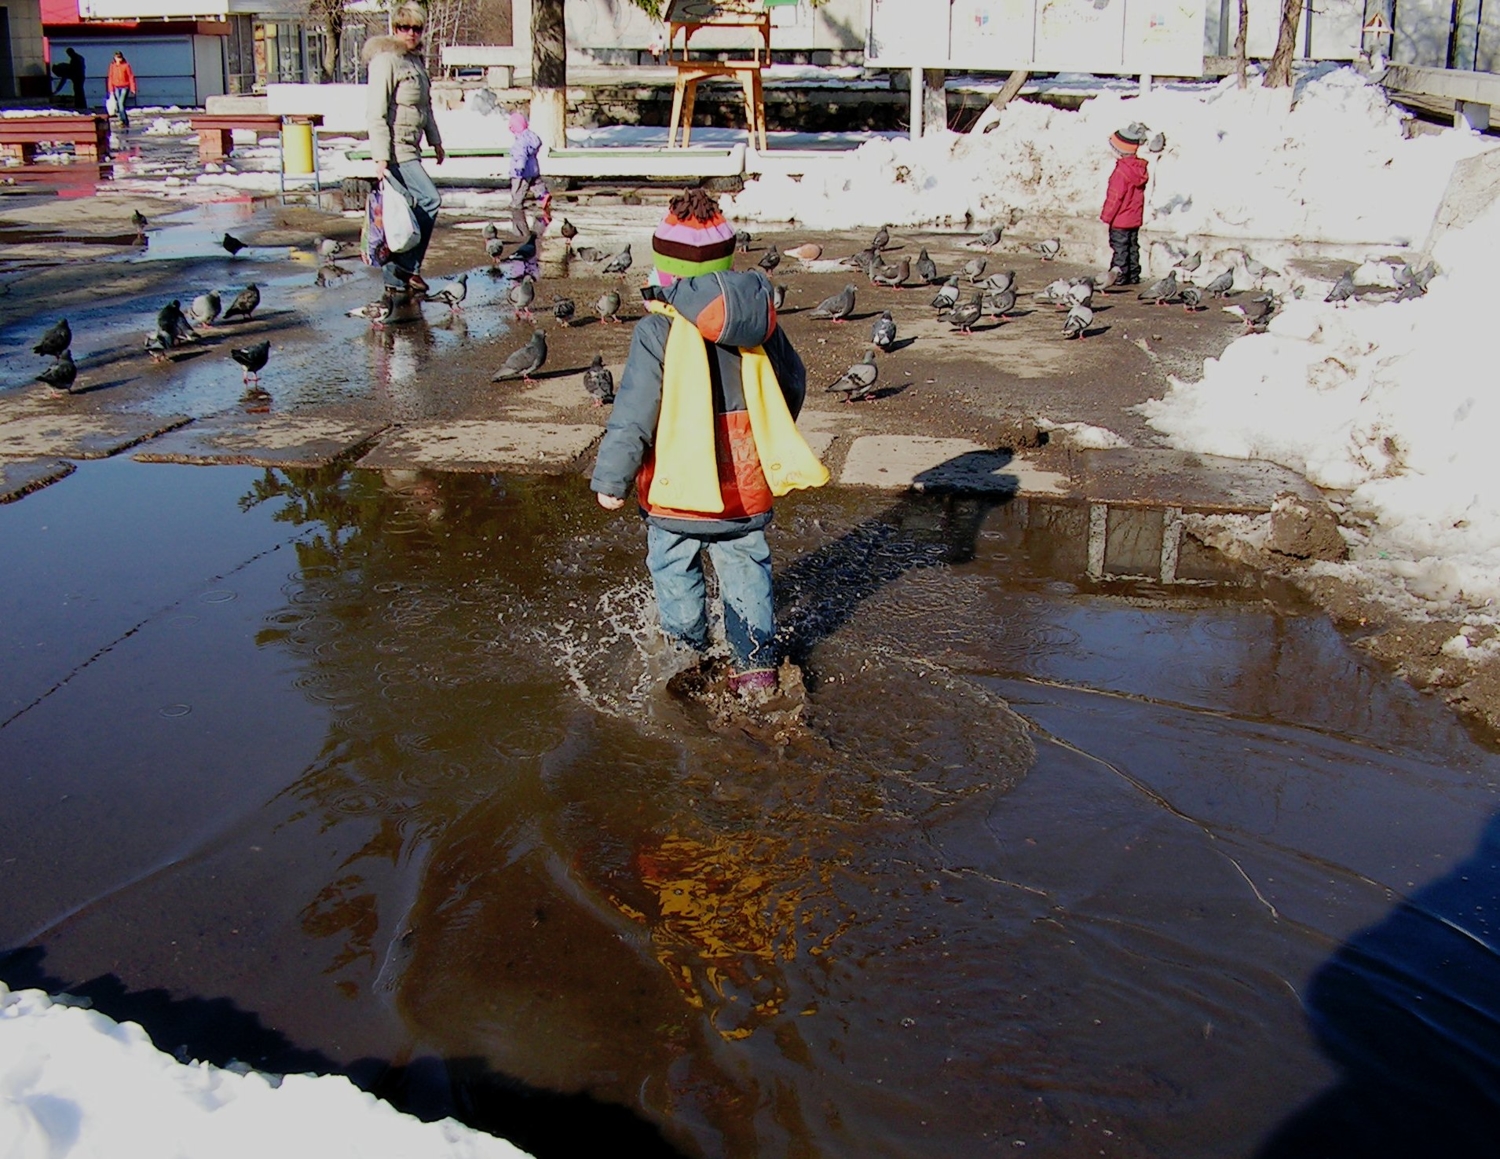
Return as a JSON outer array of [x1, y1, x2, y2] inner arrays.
[[106, 51, 137, 129]]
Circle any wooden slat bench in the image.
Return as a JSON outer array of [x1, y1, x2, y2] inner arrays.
[[188, 113, 324, 165], [0, 114, 110, 165]]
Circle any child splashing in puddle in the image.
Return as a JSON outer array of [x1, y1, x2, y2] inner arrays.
[[591, 190, 828, 700]]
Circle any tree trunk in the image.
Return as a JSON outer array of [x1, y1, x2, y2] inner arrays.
[[1264, 0, 1303, 87], [921, 69, 946, 135], [320, 9, 343, 83], [531, 0, 567, 150], [1234, 0, 1249, 88]]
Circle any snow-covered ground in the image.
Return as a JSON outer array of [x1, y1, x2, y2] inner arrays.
[[0, 983, 532, 1159]]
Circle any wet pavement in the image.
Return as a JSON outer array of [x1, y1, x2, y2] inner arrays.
[[3, 461, 1500, 1158]]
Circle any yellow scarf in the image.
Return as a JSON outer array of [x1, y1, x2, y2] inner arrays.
[[646, 301, 828, 513]]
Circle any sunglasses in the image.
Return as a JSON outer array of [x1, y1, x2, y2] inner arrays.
[[393, 23, 423, 31]]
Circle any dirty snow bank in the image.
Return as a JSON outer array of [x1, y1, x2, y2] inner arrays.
[[0, 982, 532, 1159], [1140, 195, 1500, 627], [728, 68, 1493, 248]]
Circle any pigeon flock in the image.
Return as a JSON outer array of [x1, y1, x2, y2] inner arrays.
[[25, 206, 1435, 418]]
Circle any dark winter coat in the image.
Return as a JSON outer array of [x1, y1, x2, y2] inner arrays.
[[591, 270, 806, 537], [1100, 154, 1150, 230]]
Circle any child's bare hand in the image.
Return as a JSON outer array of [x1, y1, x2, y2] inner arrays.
[[596, 493, 625, 510]]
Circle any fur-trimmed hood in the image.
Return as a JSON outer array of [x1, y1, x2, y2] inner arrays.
[[362, 34, 412, 64]]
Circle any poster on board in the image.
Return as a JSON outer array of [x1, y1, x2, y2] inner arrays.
[[867, 0, 952, 65], [949, 0, 1038, 69], [1033, 0, 1126, 71]]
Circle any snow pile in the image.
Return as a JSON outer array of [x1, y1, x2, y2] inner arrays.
[[0, 982, 532, 1159], [1140, 196, 1500, 616], [729, 68, 1493, 247]]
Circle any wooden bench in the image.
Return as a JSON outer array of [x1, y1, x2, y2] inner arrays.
[[187, 113, 323, 165], [0, 114, 110, 165]]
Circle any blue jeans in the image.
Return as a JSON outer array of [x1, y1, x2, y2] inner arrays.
[[646, 525, 775, 672], [110, 88, 131, 128], [382, 159, 440, 287]]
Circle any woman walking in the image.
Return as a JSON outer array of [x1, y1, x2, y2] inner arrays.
[[363, 4, 445, 296], [107, 52, 137, 129]]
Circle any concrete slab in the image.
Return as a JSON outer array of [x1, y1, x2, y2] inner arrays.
[[360, 420, 605, 473], [840, 435, 1070, 495], [0, 458, 74, 502], [132, 415, 389, 468], [0, 412, 192, 461], [1069, 449, 1320, 513]]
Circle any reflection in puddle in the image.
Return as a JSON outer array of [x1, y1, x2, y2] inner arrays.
[[2, 463, 1499, 1157]]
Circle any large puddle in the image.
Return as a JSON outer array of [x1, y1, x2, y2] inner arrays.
[[3, 459, 1499, 1158]]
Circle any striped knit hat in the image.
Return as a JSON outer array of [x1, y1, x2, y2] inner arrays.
[[651, 189, 736, 284], [1109, 122, 1148, 156]]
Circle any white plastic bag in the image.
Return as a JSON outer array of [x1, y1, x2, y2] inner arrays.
[[105, 92, 117, 115], [380, 177, 419, 254]]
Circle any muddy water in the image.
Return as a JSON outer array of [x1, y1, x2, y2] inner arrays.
[[3, 461, 1499, 1158]]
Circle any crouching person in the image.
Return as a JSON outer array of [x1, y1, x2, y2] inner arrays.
[[591, 191, 827, 697]]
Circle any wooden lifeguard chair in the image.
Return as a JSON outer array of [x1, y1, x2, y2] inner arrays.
[[663, 0, 776, 150]]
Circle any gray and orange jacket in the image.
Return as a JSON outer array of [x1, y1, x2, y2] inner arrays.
[[591, 270, 806, 536]]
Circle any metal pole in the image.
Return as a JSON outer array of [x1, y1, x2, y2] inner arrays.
[[909, 65, 922, 140]]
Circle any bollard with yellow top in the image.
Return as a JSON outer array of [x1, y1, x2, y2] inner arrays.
[[281, 117, 314, 175]]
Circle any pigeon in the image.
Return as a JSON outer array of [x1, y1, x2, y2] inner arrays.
[[1033, 238, 1061, 261], [354, 295, 396, 329], [426, 272, 468, 311], [1324, 269, 1355, 306], [947, 295, 983, 333], [601, 244, 633, 275], [230, 339, 270, 383], [553, 296, 576, 325], [190, 291, 221, 328], [1226, 294, 1276, 331], [1203, 268, 1235, 297], [583, 353, 614, 406], [574, 246, 608, 263], [33, 318, 71, 358], [840, 247, 878, 274], [962, 257, 988, 283], [771, 283, 787, 311], [222, 232, 246, 256], [1176, 250, 1202, 273], [914, 248, 939, 284], [486, 236, 507, 266], [1241, 252, 1278, 282], [757, 243, 781, 273], [870, 257, 909, 289], [316, 262, 352, 287], [144, 329, 172, 362], [1180, 285, 1205, 312], [1412, 261, 1438, 289], [597, 289, 621, 324], [1036, 277, 1072, 306], [482, 222, 499, 241], [492, 329, 548, 384], [1394, 279, 1426, 302], [930, 275, 960, 311], [825, 349, 879, 401], [131, 209, 148, 233], [808, 284, 856, 322], [785, 243, 823, 263], [559, 218, 578, 241], [1099, 266, 1122, 291], [735, 230, 752, 253], [318, 237, 346, 259], [871, 310, 897, 349], [509, 276, 536, 318], [157, 299, 190, 343], [37, 349, 76, 392], [871, 225, 891, 253], [1068, 277, 1095, 303], [985, 287, 1018, 318], [1138, 270, 1178, 305], [1146, 131, 1166, 154], [509, 232, 538, 263], [981, 270, 1017, 295], [966, 225, 1003, 251], [1063, 302, 1093, 339], [222, 283, 260, 321]]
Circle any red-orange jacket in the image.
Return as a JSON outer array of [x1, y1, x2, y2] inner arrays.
[[106, 59, 136, 93]]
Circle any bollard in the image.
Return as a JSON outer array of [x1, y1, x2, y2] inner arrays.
[[282, 120, 314, 175]]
